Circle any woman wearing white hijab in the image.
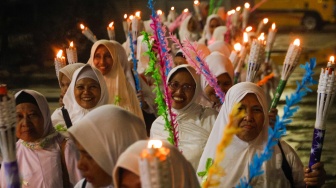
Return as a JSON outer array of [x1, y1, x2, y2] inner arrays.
[[88, 40, 144, 121], [150, 64, 218, 170], [0, 90, 82, 187], [69, 105, 147, 188], [51, 64, 109, 128], [178, 14, 201, 42], [199, 51, 234, 111], [197, 82, 326, 187], [198, 14, 223, 46], [113, 140, 200, 188]]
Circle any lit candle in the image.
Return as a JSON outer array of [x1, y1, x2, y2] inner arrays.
[[66, 41, 78, 64], [79, 23, 97, 43], [55, 50, 66, 79], [123, 14, 129, 38], [193, 0, 201, 20], [131, 14, 139, 42], [242, 3, 250, 29], [282, 39, 302, 80], [107, 21, 115, 40], [157, 9, 166, 23], [167, 7, 178, 23], [230, 43, 241, 68], [265, 23, 277, 63], [256, 18, 268, 35], [233, 32, 249, 84], [139, 140, 171, 187], [232, 6, 241, 28]]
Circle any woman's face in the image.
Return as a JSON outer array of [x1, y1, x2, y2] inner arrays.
[[209, 18, 220, 35], [168, 70, 196, 109], [204, 73, 232, 106], [74, 78, 101, 109], [187, 17, 198, 32], [236, 93, 265, 142], [59, 73, 71, 106], [75, 140, 112, 187], [16, 103, 44, 142], [93, 45, 113, 75], [119, 168, 141, 188]]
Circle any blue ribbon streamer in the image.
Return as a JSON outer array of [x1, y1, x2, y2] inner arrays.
[[128, 32, 142, 106]]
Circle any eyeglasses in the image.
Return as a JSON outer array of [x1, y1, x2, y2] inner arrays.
[[168, 81, 195, 92]]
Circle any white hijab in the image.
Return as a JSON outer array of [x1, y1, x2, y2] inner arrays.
[[58, 63, 85, 87], [207, 40, 232, 57], [68, 105, 147, 178], [61, 64, 109, 124], [113, 140, 200, 188], [197, 82, 269, 186], [211, 26, 227, 42], [178, 15, 200, 42], [88, 40, 144, 121], [199, 14, 223, 46]]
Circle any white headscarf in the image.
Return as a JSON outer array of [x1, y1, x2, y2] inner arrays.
[[197, 82, 269, 186], [113, 140, 200, 188], [207, 40, 232, 57], [136, 35, 150, 75], [178, 14, 200, 42], [212, 26, 227, 42], [200, 14, 223, 45], [62, 64, 109, 124], [58, 63, 85, 87], [88, 40, 144, 121], [68, 105, 147, 178]]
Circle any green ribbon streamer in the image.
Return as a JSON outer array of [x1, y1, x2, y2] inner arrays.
[[197, 158, 214, 183], [270, 79, 287, 109]]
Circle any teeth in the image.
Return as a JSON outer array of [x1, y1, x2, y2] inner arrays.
[[82, 97, 93, 101], [173, 97, 183, 101]]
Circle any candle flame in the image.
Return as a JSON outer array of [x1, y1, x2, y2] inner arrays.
[[263, 18, 269, 24], [148, 140, 162, 148], [228, 10, 235, 15], [171, 7, 175, 10], [293, 39, 300, 46], [70, 41, 74, 47], [80, 24, 85, 30], [194, 0, 199, 5], [236, 6, 241, 12], [258, 33, 265, 41], [129, 15, 134, 20], [329, 56, 335, 63], [109, 22, 114, 28], [135, 11, 141, 18], [234, 43, 242, 51], [124, 14, 127, 19], [56, 50, 63, 58], [244, 3, 250, 9], [245, 26, 253, 32], [183, 8, 189, 13], [271, 23, 276, 30], [157, 10, 163, 15]]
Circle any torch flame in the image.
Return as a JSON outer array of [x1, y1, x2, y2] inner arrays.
[[271, 23, 276, 30], [109, 22, 114, 28], [157, 10, 163, 15], [129, 15, 134, 20], [243, 32, 249, 43], [148, 140, 162, 149], [236, 6, 241, 12], [244, 3, 250, 9], [263, 18, 269, 24], [329, 56, 335, 63], [124, 14, 127, 19], [245, 26, 253, 32], [135, 11, 141, 18], [194, 0, 199, 5], [293, 39, 300, 46], [234, 43, 242, 51], [184, 8, 189, 13], [228, 10, 235, 15], [70, 41, 74, 48], [56, 50, 63, 58], [258, 33, 265, 41], [80, 24, 85, 30], [171, 7, 175, 11]]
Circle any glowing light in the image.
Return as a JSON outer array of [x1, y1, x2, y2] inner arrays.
[[243, 32, 249, 43], [148, 140, 163, 149], [263, 18, 269, 24], [70, 41, 74, 48], [194, 0, 199, 5], [244, 3, 250, 9], [293, 39, 300, 46], [124, 14, 127, 19], [245, 26, 253, 32], [129, 15, 134, 20], [329, 56, 335, 63], [271, 23, 276, 30], [258, 33, 265, 41], [236, 6, 241, 11], [80, 24, 85, 30], [171, 7, 175, 11], [56, 50, 63, 58], [183, 8, 189, 13], [135, 11, 141, 18], [157, 10, 163, 15], [108, 22, 114, 28], [234, 43, 242, 51]]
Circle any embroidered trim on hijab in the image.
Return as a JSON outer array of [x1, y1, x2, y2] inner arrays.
[[16, 91, 38, 106], [76, 66, 99, 82]]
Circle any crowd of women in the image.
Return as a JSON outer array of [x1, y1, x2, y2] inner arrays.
[[0, 1, 328, 187]]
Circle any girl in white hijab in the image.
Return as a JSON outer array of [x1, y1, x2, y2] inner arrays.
[[69, 105, 148, 188], [197, 82, 325, 187], [178, 14, 201, 42], [51, 64, 108, 128], [198, 14, 223, 46], [88, 40, 144, 121], [0, 90, 82, 187], [113, 140, 200, 188], [199, 51, 234, 111], [150, 64, 218, 170]]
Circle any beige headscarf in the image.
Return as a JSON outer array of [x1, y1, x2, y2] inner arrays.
[[58, 63, 85, 87], [113, 140, 200, 188], [87, 40, 144, 121], [207, 40, 232, 57], [178, 14, 200, 42], [68, 105, 147, 179]]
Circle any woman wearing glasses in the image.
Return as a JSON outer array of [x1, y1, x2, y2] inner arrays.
[[150, 64, 218, 170]]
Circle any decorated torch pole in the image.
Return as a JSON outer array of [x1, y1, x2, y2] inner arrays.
[[0, 84, 20, 188], [269, 39, 302, 109], [308, 56, 336, 175], [245, 33, 265, 83], [79, 23, 97, 43]]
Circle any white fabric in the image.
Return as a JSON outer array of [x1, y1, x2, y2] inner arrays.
[[150, 65, 218, 170], [198, 14, 223, 46], [178, 15, 200, 42], [113, 140, 200, 188], [68, 105, 147, 178], [136, 35, 150, 75], [212, 26, 227, 42], [0, 90, 82, 187], [208, 40, 232, 58], [88, 40, 144, 121], [197, 82, 305, 187], [51, 64, 108, 127], [58, 63, 85, 87]]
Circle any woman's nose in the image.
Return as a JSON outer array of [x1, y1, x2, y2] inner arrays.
[[244, 109, 254, 122]]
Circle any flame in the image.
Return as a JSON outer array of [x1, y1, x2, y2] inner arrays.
[[80, 24, 85, 30], [236, 6, 241, 12], [135, 11, 141, 18], [109, 22, 114, 28], [293, 39, 300, 46], [329, 56, 335, 63], [129, 15, 134, 20], [171, 7, 175, 11], [56, 50, 63, 58], [234, 43, 242, 51], [183, 8, 189, 13], [228, 10, 235, 15], [194, 0, 199, 5], [148, 140, 162, 148], [157, 10, 163, 15], [245, 26, 253, 32], [258, 33, 265, 41], [70, 41, 74, 48], [263, 18, 269, 24], [244, 3, 250, 9], [271, 23, 276, 30], [124, 14, 127, 19], [243, 32, 249, 43]]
